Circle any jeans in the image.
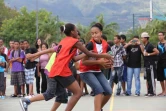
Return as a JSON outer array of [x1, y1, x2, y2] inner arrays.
[[127, 67, 141, 95], [122, 64, 127, 82], [80, 72, 112, 96], [109, 66, 123, 94]]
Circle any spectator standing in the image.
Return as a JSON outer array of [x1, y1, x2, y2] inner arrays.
[[124, 36, 144, 96], [0, 46, 6, 99], [109, 35, 126, 96], [39, 43, 49, 93], [141, 32, 159, 97], [20, 40, 25, 50], [0, 38, 8, 96], [24, 40, 38, 97], [9, 40, 25, 97], [157, 32, 166, 96], [120, 34, 128, 95], [35, 38, 42, 94]]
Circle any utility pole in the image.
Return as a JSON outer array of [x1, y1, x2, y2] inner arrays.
[[36, 0, 39, 40], [150, 0, 153, 21]]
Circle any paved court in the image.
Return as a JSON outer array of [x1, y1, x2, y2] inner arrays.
[[0, 75, 166, 111]]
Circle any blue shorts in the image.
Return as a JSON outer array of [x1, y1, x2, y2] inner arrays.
[[80, 72, 112, 96], [122, 65, 127, 82]]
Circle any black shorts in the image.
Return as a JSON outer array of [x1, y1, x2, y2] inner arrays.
[[54, 75, 75, 88], [157, 60, 166, 81], [157, 64, 166, 81]]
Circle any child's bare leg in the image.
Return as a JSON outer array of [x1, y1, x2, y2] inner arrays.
[[65, 81, 82, 111]]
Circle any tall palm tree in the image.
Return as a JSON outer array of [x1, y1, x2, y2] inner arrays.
[[90, 14, 119, 40]]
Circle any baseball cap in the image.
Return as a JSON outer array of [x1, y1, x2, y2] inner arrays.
[[141, 32, 150, 38]]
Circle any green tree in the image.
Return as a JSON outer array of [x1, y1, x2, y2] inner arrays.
[[0, 7, 63, 45], [76, 23, 90, 43], [0, 0, 19, 26], [127, 19, 166, 45], [76, 14, 119, 43]]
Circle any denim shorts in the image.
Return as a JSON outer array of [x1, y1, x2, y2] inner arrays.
[[43, 77, 68, 103], [80, 72, 112, 96]]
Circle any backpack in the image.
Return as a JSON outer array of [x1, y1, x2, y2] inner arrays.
[[12, 49, 24, 64], [12, 49, 21, 58]]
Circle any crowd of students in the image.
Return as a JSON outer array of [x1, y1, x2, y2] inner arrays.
[[0, 23, 166, 111]]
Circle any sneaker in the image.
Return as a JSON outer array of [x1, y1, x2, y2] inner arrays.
[[1, 96, 5, 99], [145, 94, 155, 97], [148, 94, 155, 97], [125, 93, 131, 96], [144, 94, 148, 97], [116, 93, 120, 96], [11, 94, 17, 97], [134, 94, 140, 97], [19, 98, 30, 111]]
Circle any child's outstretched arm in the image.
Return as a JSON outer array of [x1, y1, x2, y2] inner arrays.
[[26, 48, 55, 59]]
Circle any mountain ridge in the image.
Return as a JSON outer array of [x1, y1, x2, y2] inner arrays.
[[4, 0, 166, 31]]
